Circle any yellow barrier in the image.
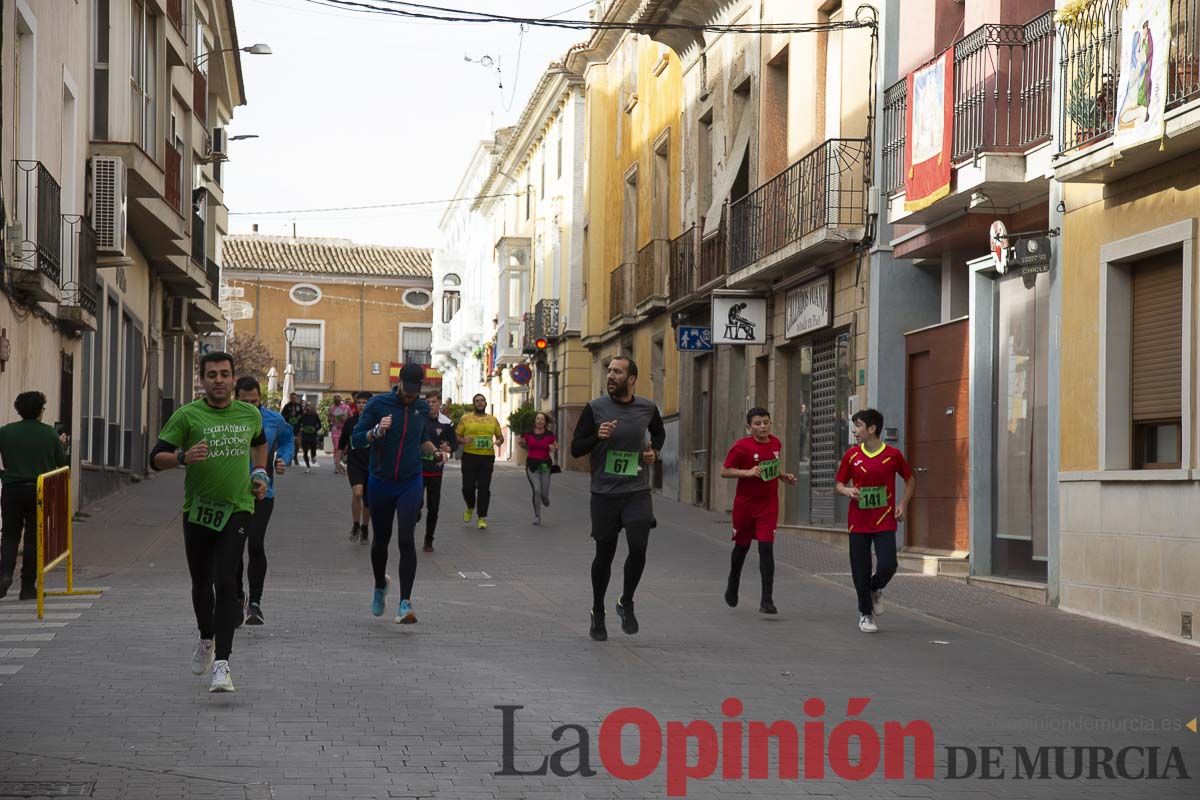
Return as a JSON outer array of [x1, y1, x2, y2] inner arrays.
[[36, 467, 102, 620]]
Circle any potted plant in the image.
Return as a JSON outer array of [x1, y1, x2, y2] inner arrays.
[[1065, 57, 1103, 145]]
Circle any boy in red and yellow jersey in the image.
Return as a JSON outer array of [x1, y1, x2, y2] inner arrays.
[[835, 408, 916, 634]]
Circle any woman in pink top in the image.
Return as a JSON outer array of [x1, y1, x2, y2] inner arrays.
[[517, 412, 557, 526], [327, 395, 351, 474]]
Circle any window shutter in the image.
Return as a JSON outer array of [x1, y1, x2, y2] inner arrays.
[[1131, 253, 1183, 422]]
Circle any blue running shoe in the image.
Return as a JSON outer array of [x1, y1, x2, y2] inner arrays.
[[395, 598, 418, 625], [371, 575, 390, 617]]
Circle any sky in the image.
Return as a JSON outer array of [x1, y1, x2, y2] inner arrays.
[[223, 0, 593, 248]]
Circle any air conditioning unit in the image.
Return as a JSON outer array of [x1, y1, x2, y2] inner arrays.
[[210, 128, 227, 160], [166, 296, 189, 333], [90, 156, 127, 255]]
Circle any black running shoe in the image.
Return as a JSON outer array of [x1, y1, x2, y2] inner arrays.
[[0, 572, 12, 599], [759, 599, 778, 615], [359, 527, 370, 545], [616, 596, 639, 635], [589, 610, 607, 641], [724, 575, 740, 607], [349, 523, 360, 541], [246, 602, 265, 625]]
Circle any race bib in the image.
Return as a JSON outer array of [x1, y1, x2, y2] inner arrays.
[[858, 486, 888, 510], [188, 497, 234, 532], [537, 463, 551, 474], [421, 452, 437, 462], [605, 450, 640, 477], [473, 436, 493, 450], [758, 459, 780, 481]]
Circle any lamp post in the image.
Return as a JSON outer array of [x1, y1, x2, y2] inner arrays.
[[194, 43, 272, 69]]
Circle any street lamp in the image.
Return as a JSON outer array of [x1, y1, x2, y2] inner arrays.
[[194, 43, 272, 69], [228, 134, 259, 142]]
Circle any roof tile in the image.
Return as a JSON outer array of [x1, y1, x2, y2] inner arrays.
[[222, 235, 432, 278]]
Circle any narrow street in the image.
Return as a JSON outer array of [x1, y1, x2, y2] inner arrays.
[[0, 461, 1196, 799]]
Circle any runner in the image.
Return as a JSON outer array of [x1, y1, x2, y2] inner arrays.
[[150, 351, 269, 693], [298, 401, 323, 473], [339, 392, 372, 544], [719, 407, 798, 615], [570, 356, 665, 641], [419, 392, 456, 553], [233, 377, 293, 626], [516, 412, 557, 526], [834, 408, 916, 634], [455, 393, 503, 530], [281, 393, 303, 466], [328, 395, 351, 475], [351, 364, 443, 623]]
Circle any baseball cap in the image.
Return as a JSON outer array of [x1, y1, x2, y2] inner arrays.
[[399, 363, 425, 394]]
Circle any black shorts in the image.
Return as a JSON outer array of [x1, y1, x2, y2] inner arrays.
[[590, 491, 654, 547], [347, 463, 370, 488]]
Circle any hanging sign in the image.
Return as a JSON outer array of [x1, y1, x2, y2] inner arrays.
[[990, 220, 1009, 274], [785, 276, 832, 339], [1015, 237, 1052, 275], [712, 294, 767, 345]]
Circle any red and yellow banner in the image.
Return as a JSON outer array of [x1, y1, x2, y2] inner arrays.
[[904, 50, 954, 212]]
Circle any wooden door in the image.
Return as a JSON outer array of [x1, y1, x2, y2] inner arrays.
[[904, 320, 969, 552]]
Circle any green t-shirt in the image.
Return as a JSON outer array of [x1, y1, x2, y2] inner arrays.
[[159, 399, 265, 522]]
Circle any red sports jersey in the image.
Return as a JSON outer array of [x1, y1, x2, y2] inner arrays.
[[835, 443, 913, 534], [724, 435, 783, 512]]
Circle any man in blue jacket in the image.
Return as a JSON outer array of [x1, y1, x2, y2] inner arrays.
[[234, 377, 294, 626], [351, 363, 441, 623]]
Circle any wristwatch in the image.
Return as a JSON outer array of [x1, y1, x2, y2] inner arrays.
[[177, 450, 187, 466]]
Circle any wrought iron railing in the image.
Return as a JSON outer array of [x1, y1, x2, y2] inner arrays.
[[60, 215, 98, 315], [881, 79, 907, 195], [165, 140, 183, 214], [1172, 0, 1200, 108], [1058, 0, 1121, 152], [729, 138, 868, 273], [699, 216, 728, 287], [635, 239, 669, 308], [284, 354, 334, 386], [11, 160, 62, 282], [608, 262, 634, 323], [521, 312, 537, 354], [1020, 12, 1056, 147], [534, 298, 560, 338], [205, 258, 220, 304], [669, 226, 697, 303]]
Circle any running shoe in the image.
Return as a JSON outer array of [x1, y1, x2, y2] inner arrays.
[[0, 571, 11, 599], [371, 576, 390, 617], [395, 599, 418, 625], [724, 574, 740, 607], [871, 590, 884, 616], [191, 637, 215, 675], [246, 602, 265, 625], [209, 660, 235, 693], [589, 610, 607, 641], [305, 467, 311, 474], [349, 523, 360, 541], [18, 586, 35, 601], [359, 527, 370, 545], [477, 518, 488, 529], [234, 599, 245, 629], [463, 508, 473, 523], [532, 517, 540, 526], [615, 596, 639, 635], [858, 614, 878, 633], [759, 599, 778, 615]]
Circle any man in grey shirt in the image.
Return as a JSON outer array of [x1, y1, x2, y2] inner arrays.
[[570, 355, 666, 641]]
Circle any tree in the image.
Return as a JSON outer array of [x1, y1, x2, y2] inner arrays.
[[226, 333, 275, 384]]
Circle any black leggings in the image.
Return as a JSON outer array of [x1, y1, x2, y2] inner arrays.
[[236, 498, 274, 605], [184, 513, 250, 661], [460, 453, 495, 517], [590, 534, 648, 614], [729, 541, 775, 601], [0, 483, 37, 589], [848, 531, 898, 615], [369, 476, 422, 600], [302, 439, 319, 466], [423, 476, 442, 541]]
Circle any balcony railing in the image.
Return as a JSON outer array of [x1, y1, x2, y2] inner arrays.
[[729, 138, 868, 273], [635, 239, 669, 309], [608, 262, 634, 323], [669, 226, 697, 303], [699, 215, 728, 287], [205, 258, 220, 304], [60, 215, 98, 316], [167, 0, 184, 32], [1059, 1, 1200, 155], [881, 79, 907, 196], [193, 70, 207, 125], [521, 311, 537, 354], [165, 140, 183, 214], [191, 210, 206, 265], [282, 356, 335, 387], [534, 298, 560, 339], [11, 160, 62, 283]]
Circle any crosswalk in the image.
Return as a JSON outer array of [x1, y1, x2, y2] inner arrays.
[[0, 595, 101, 686]]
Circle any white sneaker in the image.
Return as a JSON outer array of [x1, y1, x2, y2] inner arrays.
[[858, 614, 878, 633], [305, 467, 311, 474], [209, 660, 235, 693], [871, 590, 884, 616], [191, 637, 215, 675]]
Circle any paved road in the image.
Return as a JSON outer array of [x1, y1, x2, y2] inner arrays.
[[0, 458, 1197, 799]]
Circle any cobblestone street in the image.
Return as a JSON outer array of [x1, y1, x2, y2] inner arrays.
[[0, 462, 1196, 799]]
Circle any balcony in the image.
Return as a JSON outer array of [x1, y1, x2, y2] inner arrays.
[[280, 357, 336, 388], [447, 302, 484, 354], [699, 217, 728, 289], [8, 160, 63, 303], [193, 70, 207, 125], [1055, 0, 1200, 182], [634, 239, 669, 314], [191, 210, 206, 266], [56, 215, 98, 332], [204, 258, 221, 304], [884, 12, 1055, 224], [668, 226, 696, 306], [727, 138, 868, 287], [534, 298, 560, 339], [608, 262, 635, 326], [495, 317, 525, 366], [165, 140, 183, 215]]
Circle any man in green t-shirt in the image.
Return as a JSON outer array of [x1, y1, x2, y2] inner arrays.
[[151, 352, 269, 693], [0, 391, 69, 600]]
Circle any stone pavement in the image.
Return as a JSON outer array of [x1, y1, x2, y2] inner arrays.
[[0, 458, 1197, 800]]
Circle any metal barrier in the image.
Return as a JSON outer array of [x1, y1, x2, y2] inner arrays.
[[36, 467, 102, 619]]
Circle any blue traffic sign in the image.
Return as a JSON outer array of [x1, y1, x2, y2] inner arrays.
[[677, 326, 713, 352]]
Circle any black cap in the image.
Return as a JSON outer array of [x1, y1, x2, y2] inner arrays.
[[399, 363, 425, 394]]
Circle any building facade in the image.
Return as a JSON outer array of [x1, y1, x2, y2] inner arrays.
[[223, 235, 434, 402]]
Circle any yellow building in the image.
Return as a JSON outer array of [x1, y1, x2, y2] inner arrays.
[[567, 1, 685, 491], [222, 235, 434, 401]]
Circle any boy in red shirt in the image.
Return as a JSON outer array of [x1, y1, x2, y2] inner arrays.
[[835, 408, 916, 633], [720, 408, 797, 614]]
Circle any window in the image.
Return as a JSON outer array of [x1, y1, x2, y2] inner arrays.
[[441, 290, 460, 323], [131, 1, 157, 155], [1131, 252, 1183, 469], [289, 283, 322, 305], [402, 327, 433, 366], [289, 322, 322, 384], [403, 288, 432, 309], [93, 0, 110, 139], [557, 134, 563, 179]]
